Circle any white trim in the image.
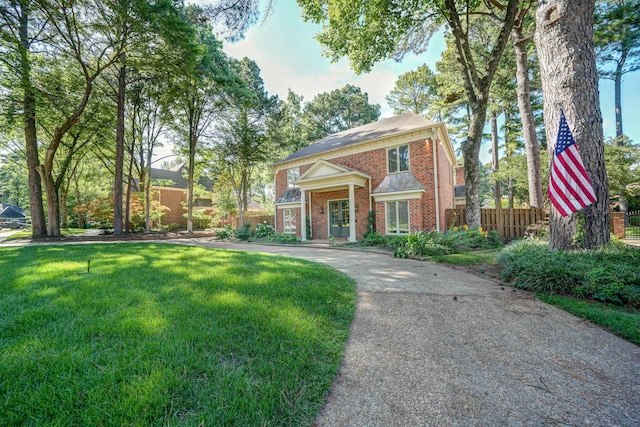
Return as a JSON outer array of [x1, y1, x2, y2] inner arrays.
[[386, 144, 410, 174], [283, 208, 296, 234], [432, 138, 440, 232], [372, 189, 425, 202], [276, 202, 300, 209], [385, 200, 410, 235]]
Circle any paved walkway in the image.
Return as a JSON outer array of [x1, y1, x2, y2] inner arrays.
[[186, 240, 640, 427]]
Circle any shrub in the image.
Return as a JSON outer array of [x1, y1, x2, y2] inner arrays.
[[362, 232, 391, 247], [216, 225, 234, 239], [166, 223, 180, 231], [255, 221, 275, 238], [497, 239, 640, 307], [264, 234, 299, 244], [234, 223, 252, 241]]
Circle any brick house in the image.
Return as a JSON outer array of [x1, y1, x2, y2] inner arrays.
[[131, 164, 214, 228], [273, 112, 457, 241]]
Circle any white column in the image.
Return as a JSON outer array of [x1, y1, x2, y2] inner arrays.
[[300, 189, 307, 241], [348, 184, 356, 242]]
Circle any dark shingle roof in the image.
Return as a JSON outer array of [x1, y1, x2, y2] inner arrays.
[[275, 188, 301, 204], [0, 206, 26, 219], [372, 172, 426, 194], [150, 164, 214, 190], [277, 112, 436, 164]]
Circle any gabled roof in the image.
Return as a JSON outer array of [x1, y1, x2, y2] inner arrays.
[[149, 165, 214, 191], [0, 205, 26, 219], [276, 112, 437, 164]]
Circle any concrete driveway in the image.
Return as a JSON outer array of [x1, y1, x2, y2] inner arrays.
[[192, 241, 640, 427]]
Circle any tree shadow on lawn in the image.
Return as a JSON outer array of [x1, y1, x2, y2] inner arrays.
[[0, 243, 355, 426]]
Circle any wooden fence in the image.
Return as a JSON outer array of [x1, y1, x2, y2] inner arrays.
[[445, 208, 548, 242], [235, 215, 274, 230]]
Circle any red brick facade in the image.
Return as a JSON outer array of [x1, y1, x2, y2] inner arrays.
[[275, 136, 456, 240]]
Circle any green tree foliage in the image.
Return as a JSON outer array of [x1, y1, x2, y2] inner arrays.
[[0, 154, 29, 209], [594, 0, 640, 137], [604, 136, 640, 205], [303, 84, 380, 142], [214, 57, 280, 222], [297, 0, 520, 228], [385, 64, 440, 119]]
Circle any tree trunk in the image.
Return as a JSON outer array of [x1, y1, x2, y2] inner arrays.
[[125, 132, 135, 234], [74, 174, 85, 228], [60, 187, 68, 228], [113, 61, 126, 236], [145, 159, 152, 233], [535, 0, 610, 250], [512, 12, 544, 208], [19, 4, 46, 237], [491, 111, 502, 209], [37, 166, 60, 236], [462, 100, 488, 228], [187, 132, 196, 234], [614, 57, 625, 138]]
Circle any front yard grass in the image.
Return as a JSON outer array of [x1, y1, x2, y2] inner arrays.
[[2, 227, 88, 242], [0, 243, 355, 426]]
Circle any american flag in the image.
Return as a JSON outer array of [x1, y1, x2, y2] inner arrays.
[[548, 110, 596, 217]]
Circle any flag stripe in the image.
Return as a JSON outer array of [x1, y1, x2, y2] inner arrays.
[[547, 110, 596, 217]]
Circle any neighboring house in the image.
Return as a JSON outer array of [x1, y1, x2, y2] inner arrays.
[[0, 204, 26, 227], [273, 112, 457, 241], [132, 164, 214, 227]]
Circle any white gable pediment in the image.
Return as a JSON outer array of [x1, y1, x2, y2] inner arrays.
[[298, 159, 353, 180]]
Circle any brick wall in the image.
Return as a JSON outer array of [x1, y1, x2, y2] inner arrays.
[[611, 211, 625, 239], [275, 137, 456, 239]]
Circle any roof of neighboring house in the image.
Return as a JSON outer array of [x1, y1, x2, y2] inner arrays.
[[275, 188, 301, 204], [276, 112, 437, 164], [0, 205, 26, 219], [372, 172, 426, 194], [149, 164, 214, 191]]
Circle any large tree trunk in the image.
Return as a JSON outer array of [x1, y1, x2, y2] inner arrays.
[[113, 61, 126, 236], [491, 111, 502, 209], [37, 166, 61, 236], [462, 100, 488, 228], [512, 10, 544, 208], [19, 4, 46, 237], [535, 0, 610, 250], [187, 131, 196, 234], [60, 186, 68, 228]]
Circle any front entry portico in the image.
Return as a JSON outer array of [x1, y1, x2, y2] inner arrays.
[[294, 160, 370, 242]]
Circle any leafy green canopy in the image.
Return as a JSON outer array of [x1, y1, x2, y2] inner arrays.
[[298, 0, 442, 74]]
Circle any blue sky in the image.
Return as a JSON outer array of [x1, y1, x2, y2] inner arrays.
[[219, 0, 639, 163]]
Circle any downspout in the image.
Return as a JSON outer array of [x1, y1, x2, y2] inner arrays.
[[273, 171, 277, 233], [432, 137, 440, 232], [368, 178, 372, 212]]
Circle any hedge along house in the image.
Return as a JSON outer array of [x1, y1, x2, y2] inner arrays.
[[273, 112, 457, 241]]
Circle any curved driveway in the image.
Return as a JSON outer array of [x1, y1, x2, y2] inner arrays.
[[192, 240, 640, 427]]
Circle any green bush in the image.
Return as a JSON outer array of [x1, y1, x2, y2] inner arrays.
[[254, 221, 275, 238], [497, 239, 640, 307], [362, 232, 391, 247], [264, 234, 300, 244], [216, 225, 234, 239], [234, 223, 252, 241]]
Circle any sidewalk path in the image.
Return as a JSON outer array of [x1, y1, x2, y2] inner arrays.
[[190, 240, 640, 427]]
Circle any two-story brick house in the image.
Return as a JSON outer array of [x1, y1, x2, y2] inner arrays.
[[273, 112, 457, 241]]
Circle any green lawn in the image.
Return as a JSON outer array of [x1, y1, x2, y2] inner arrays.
[[0, 244, 356, 426], [2, 227, 88, 242]]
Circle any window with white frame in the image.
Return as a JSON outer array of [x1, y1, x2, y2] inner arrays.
[[386, 201, 410, 235], [387, 145, 409, 173], [287, 168, 300, 187], [283, 209, 296, 234]]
